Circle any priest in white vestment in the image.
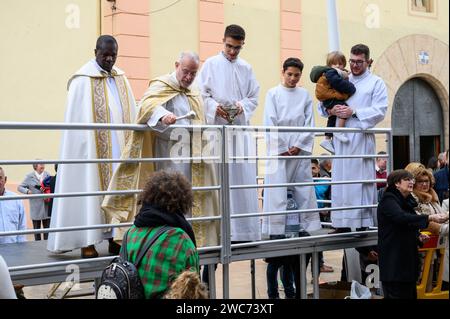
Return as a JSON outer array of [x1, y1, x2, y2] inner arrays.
[[47, 36, 137, 258], [146, 54, 199, 180], [318, 44, 388, 231], [198, 25, 261, 242], [262, 58, 321, 238], [102, 52, 220, 248]]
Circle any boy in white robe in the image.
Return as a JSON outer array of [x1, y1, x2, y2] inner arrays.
[[262, 57, 321, 298], [262, 57, 321, 237]]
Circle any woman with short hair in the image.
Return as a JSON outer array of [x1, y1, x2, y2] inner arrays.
[[377, 169, 448, 299], [17, 163, 50, 240]]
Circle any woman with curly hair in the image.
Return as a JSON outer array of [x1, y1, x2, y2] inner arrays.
[[121, 171, 199, 299], [164, 271, 208, 299]]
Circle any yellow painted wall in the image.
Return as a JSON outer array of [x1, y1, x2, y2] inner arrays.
[[1, 0, 448, 182], [301, 0, 449, 153], [149, 0, 199, 80], [302, 0, 449, 110], [0, 0, 100, 183], [224, 0, 281, 126]]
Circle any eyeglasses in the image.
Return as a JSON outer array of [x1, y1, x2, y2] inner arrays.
[[416, 180, 430, 185], [225, 43, 243, 52], [349, 59, 367, 66]]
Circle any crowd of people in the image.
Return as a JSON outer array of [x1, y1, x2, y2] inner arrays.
[[1, 24, 449, 299]]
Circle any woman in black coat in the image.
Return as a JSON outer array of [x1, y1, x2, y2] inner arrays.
[[377, 169, 448, 299]]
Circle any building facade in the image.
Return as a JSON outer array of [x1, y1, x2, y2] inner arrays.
[[1, 0, 448, 181]]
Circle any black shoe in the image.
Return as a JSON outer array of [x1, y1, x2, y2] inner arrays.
[[328, 228, 351, 234], [108, 239, 121, 255]]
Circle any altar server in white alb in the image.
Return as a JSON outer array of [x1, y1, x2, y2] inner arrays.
[[47, 35, 137, 258], [318, 44, 388, 231], [198, 24, 261, 242], [262, 58, 321, 237]]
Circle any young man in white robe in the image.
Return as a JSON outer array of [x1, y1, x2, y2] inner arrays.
[[262, 58, 322, 298], [198, 24, 261, 243], [318, 44, 388, 232], [47, 35, 137, 258]]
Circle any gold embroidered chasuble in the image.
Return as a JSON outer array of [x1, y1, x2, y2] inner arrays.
[[102, 74, 220, 247]]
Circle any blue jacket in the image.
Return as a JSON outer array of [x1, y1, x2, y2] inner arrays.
[[434, 165, 449, 203]]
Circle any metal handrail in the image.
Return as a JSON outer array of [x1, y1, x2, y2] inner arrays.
[[7, 245, 222, 272], [224, 124, 391, 133], [0, 122, 222, 131], [0, 156, 220, 166], [0, 122, 392, 300], [0, 121, 391, 134], [230, 204, 378, 219], [230, 154, 388, 160], [0, 215, 223, 237], [230, 178, 386, 190], [0, 186, 221, 201], [231, 229, 378, 249]]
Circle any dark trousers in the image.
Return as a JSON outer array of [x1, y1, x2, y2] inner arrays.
[[291, 253, 311, 299], [325, 115, 337, 138], [266, 259, 295, 299], [272, 232, 315, 299], [202, 264, 218, 286], [32, 219, 50, 241], [382, 281, 417, 299], [202, 241, 248, 287]]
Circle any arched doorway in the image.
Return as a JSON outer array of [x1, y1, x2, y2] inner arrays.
[[392, 78, 444, 169]]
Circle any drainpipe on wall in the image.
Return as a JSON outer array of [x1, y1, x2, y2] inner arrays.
[[327, 0, 340, 52]]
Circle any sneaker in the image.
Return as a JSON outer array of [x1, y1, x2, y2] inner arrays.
[[320, 139, 335, 154], [333, 133, 349, 143]]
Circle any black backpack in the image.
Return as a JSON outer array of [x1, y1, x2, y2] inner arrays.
[[96, 226, 171, 299]]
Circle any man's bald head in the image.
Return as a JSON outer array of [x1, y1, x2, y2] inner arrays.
[[0, 167, 6, 194], [320, 156, 332, 172], [175, 51, 200, 88]]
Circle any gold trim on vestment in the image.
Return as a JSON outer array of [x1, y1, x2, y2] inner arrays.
[[116, 75, 132, 145], [90, 77, 113, 191], [102, 74, 220, 246]]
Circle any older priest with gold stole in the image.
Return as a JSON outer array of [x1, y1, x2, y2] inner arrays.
[[102, 52, 219, 248], [47, 35, 137, 258]]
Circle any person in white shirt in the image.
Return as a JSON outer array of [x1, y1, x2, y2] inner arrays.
[[0, 167, 27, 244]]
